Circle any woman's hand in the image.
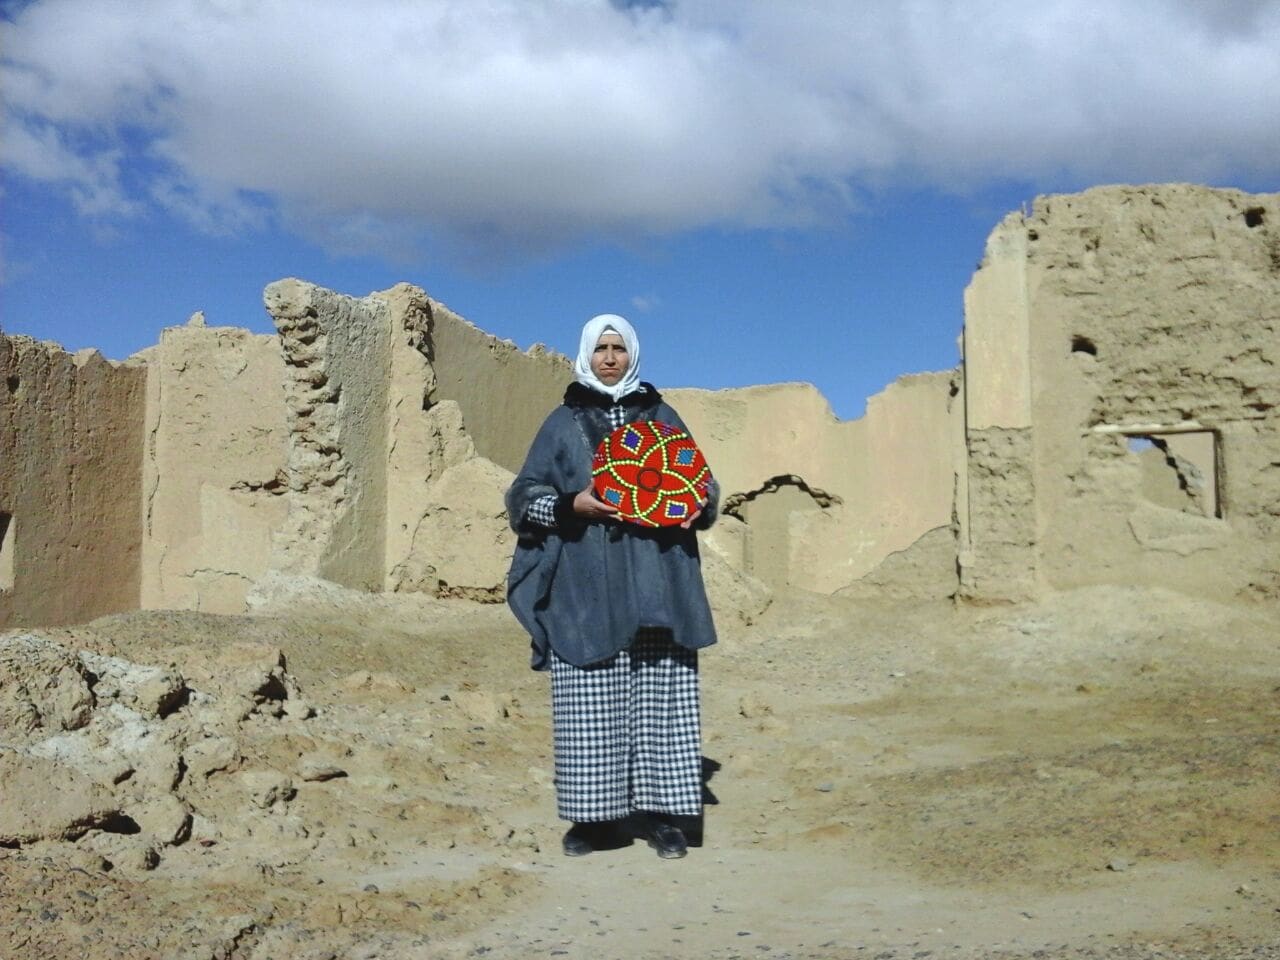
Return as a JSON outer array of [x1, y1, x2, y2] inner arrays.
[[679, 501, 707, 530], [573, 483, 619, 521]]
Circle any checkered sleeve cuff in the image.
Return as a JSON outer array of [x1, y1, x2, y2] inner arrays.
[[525, 494, 558, 528]]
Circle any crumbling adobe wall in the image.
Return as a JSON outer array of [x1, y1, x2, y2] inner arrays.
[[837, 526, 959, 602], [260, 280, 520, 601], [413, 294, 958, 601], [264, 280, 395, 590], [1032, 185, 1280, 600], [377, 284, 520, 599], [137, 316, 289, 614], [957, 218, 1038, 602], [427, 299, 572, 474], [20, 184, 1272, 623], [669, 371, 961, 595], [0, 335, 146, 627], [963, 184, 1280, 602]]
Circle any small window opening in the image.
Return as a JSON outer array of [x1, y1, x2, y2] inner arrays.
[[1071, 335, 1098, 356], [1125, 431, 1221, 518], [0, 512, 13, 592], [1243, 207, 1265, 228]]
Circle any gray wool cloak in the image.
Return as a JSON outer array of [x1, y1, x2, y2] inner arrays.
[[505, 382, 719, 670]]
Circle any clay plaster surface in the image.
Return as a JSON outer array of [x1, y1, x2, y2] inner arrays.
[[670, 371, 961, 595], [261, 281, 528, 602], [265, 280, 396, 591], [426, 299, 571, 474], [963, 214, 1033, 431], [0, 336, 145, 628], [139, 318, 289, 614], [386, 400, 517, 600], [378, 284, 441, 591]]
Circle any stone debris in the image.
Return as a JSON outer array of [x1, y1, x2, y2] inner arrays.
[[0, 752, 120, 845], [0, 585, 1277, 958], [183, 735, 241, 779], [298, 757, 347, 782], [451, 689, 513, 724], [0, 633, 95, 741], [78, 650, 187, 718], [0, 629, 309, 875], [340, 670, 416, 696], [239, 770, 296, 809]]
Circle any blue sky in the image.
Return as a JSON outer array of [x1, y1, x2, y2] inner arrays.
[[3, 1, 1278, 419]]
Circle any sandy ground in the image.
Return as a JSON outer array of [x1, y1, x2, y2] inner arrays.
[[3, 584, 1279, 960]]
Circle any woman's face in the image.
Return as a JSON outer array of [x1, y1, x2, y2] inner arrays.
[[590, 332, 630, 386]]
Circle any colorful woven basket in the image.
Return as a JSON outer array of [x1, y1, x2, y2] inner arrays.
[[592, 420, 711, 527]]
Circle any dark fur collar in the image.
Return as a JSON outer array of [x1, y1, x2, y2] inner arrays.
[[563, 381, 662, 409]]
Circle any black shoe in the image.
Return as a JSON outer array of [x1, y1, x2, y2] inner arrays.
[[562, 821, 614, 857], [635, 814, 688, 859]]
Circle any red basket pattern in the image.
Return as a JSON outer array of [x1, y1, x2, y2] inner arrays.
[[592, 420, 711, 527]]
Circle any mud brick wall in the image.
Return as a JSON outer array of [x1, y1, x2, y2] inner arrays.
[[0, 336, 146, 627]]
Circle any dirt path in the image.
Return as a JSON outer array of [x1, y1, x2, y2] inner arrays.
[[3, 586, 1278, 959]]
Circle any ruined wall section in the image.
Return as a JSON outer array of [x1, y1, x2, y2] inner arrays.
[[138, 317, 289, 614], [374, 284, 438, 589], [264, 280, 392, 591], [385, 400, 518, 601], [837, 371, 964, 597], [669, 373, 959, 595], [959, 427, 1037, 600], [427, 300, 571, 474], [668, 383, 856, 592], [838, 526, 959, 602], [958, 217, 1039, 602], [418, 298, 962, 599], [0, 336, 145, 627], [371, 284, 518, 599], [1024, 185, 1280, 600]]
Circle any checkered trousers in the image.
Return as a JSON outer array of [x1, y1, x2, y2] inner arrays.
[[549, 628, 702, 822]]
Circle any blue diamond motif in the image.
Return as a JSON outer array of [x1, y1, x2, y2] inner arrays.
[[604, 488, 623, 506], [675, 448, 695, 466]]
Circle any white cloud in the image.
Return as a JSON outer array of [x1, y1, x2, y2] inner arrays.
[[3, 0, 1278, 256], [0, 119, 139, 216]]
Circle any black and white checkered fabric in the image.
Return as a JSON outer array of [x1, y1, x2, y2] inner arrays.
[[606, 402, 627, 430], [526, 494, 558, 528], [549, 628, 702, 822]]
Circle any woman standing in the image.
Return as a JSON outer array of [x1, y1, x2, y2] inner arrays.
[[505, 314, 718, 859]]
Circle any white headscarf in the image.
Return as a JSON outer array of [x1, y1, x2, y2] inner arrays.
[[573, 313, 641, 401]]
